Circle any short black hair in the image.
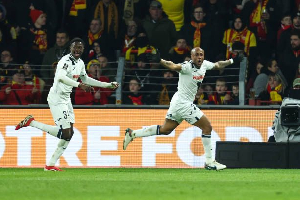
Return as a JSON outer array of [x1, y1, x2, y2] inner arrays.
[[70, 37, 85, 46]]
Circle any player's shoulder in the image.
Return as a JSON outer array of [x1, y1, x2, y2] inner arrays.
[[181, 60, 193, 66]]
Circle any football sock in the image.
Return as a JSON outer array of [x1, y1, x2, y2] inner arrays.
[[47, 139, 70, 166], [30, 120, 60, 137], [202, 134, 213, 163], [133, 125, 159, 138]]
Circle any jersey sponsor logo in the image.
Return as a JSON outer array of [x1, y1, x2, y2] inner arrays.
[[73, 75, 80, 78], [193, 75, 204, 80]]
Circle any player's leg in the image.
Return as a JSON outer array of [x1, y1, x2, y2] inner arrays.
[[15, 115, 61, 137], [45, 103, 75, 171], [193, 115, 226, 170], [123, 119, 178, 150]]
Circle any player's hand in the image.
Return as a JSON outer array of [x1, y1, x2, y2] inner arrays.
[[79, 83, 94, 92], [146, 50, 161, 63], [109, 82, 119, 90], [232, 52, 244, 63]]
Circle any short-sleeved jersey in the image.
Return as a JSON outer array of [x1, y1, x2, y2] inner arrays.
[[47, 54, 87, 104], [174, 60, 214, 102]]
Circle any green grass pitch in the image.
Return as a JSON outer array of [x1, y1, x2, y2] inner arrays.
[[1, 168, 300, 200]]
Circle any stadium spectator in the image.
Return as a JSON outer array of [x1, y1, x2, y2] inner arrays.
[[0, 49, 16, 85], [158, 0, 185, 31], [228, 84, 239, 105], [169, 37, 191, 64], [221, 16, 257, 65], [123, 47, 244, 170], [287, 78, 300, 99], [119, 19, 142, 55], [84, 18, 115, 61], [41, 61, 57, 104], [258, 72, 286, 104], [18, 6, 47, 67], [0, 67, 41, 105], [15, 38, 119, 171], [152, 69, 178, 105], [23, 61, 45, 104], [98, 55, 117, 82], [203, 0, 228, 60], [122, 77, 148, 105], [194, 84, 208, 105], [246, 59, 264, 95], [277, 13, 292, 43], [220, 41, 246, 88], [142, 0, 177, 59], [88, 40, 104, 61], [93, 0, 119, 39], [279, 29, 300, 89], [75, 59, 112, 105], [41, 29, 70, 81], [253, 58, 287, 97], [242, 0, 280, 60], [0, 4, 17, 52], [125, 32, 156, 67], [124, 53, 156, 93], [277, 11, 300, 59], [180, 4, 214, 61], [208, 78, 231, 105]]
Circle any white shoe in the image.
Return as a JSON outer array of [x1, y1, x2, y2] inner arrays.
[[205, 160, 226, 170], [123, 128, 134, 150]]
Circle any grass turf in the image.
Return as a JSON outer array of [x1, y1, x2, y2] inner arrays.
[[0, 168, 299, 200]]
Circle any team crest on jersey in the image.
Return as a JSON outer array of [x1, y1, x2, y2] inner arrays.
[[62, 63, 68, 70]]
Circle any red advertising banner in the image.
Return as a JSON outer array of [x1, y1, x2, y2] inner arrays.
[[0, 109, 276, 168]]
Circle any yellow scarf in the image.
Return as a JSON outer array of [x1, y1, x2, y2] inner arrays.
[[69, 0, 86, 16], [88, 30, 103, 45], [94, 1, 118, 39], [190, 21, 206, 47]]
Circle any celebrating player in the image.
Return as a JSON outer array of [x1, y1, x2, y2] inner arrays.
[[15, 38, 119, 171], [123, 47, 243, 170]]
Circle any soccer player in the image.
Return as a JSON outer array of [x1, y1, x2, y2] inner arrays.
[[123, 47, 243, 170], [15, 38, 119, 171]]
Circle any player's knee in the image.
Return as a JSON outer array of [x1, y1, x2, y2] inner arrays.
[[159, 129, 172, 135], [202, 124, 212, 134], [61, 128, 73, 141]]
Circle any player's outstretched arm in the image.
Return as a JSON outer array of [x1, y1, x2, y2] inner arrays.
[[81, 75, 120, 89], [160, 59, 182, 71], [146, 50, 181, 71], [214, 52, 244, 70]]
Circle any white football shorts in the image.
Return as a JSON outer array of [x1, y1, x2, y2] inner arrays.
[[166, 101, 204, 125], [49, 102, 75, 129]]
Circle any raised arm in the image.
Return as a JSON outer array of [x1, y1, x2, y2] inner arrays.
[[147, 51, 182, 71], [213, 53, 244, 70], [160, 59, 182, 71]]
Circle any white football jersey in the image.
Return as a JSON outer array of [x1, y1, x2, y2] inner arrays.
[[174, 60, 214, 102], [48, 54, 87, 104]]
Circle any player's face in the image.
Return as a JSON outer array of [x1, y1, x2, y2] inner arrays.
[[191, 48, 204, 67], [70, 42, 84, 60]]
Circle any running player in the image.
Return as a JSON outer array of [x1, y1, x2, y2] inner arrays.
[[15, 38, 119, 171], [123, 47, 243, 170]]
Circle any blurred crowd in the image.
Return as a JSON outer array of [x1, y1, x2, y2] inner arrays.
[[0, 0, 299, 106]]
